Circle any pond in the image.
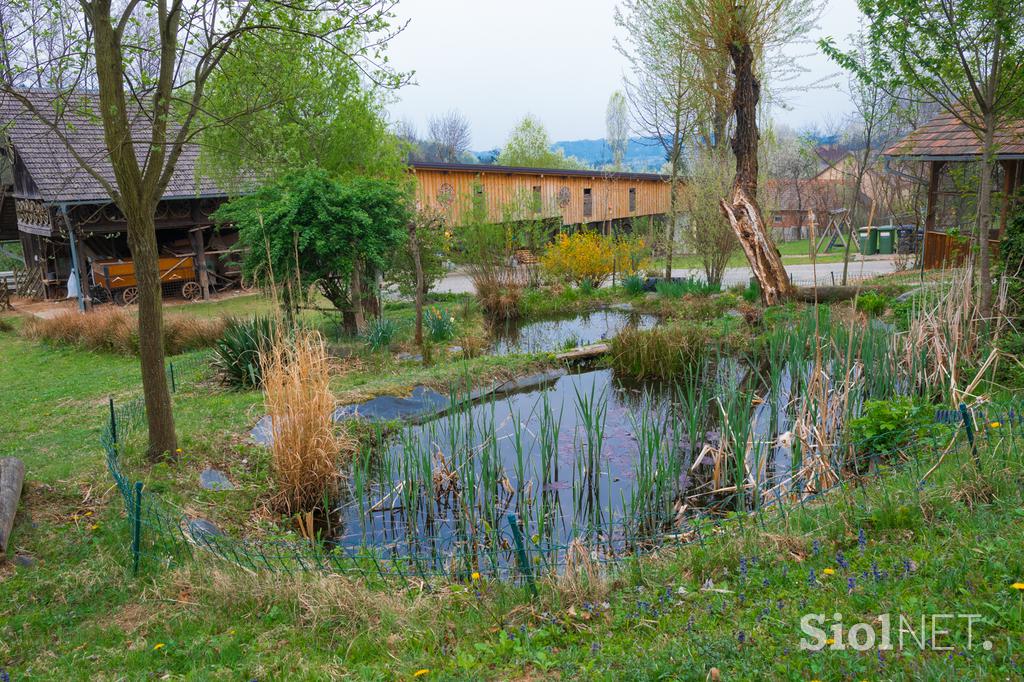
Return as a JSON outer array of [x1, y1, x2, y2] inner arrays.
[[489, 308, 659, 355], [330, 364, 809, 574]]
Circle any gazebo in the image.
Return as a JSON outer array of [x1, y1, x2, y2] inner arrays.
[[883, 111, 1024, 269]]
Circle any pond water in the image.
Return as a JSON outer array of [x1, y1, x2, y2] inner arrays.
[[490, 309, 659, 355], [330, 365, 807, 573]]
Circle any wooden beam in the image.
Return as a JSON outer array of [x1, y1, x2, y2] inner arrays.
[[0, 457, 25, 554], [922, 160, 945, 272], [189, 227, 211, 300]]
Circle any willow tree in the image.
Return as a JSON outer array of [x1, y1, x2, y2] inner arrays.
[[822, 0, 1024, 318], [673, 0, 822, 304], [0, 0, 404, 458]]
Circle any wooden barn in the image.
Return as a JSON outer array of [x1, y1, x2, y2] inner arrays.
[[410, 161, 671, 232], [884, 111, 1024, 269], [0, 89, 240, 308]]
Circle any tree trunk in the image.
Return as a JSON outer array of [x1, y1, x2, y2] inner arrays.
[[410, 226, 425, 346], [721, 40, 791, 305], [664, 158, 680, 280], [977, 123, 995, 319], [350, 263, 365, 333], [124, 206, 177, 459]]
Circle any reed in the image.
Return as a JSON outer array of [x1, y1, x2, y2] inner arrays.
[[261, 330, 351, 516], [608, 322, 711, 380]]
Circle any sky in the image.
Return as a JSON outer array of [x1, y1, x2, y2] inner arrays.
[[385, 0, 865, 150]]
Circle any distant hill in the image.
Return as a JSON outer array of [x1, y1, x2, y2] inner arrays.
[[471, 137, 668, 172]]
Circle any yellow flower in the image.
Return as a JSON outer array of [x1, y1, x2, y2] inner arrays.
[[84, 511, 93, 517], [1011, 582, 1024, 590], [175, 448, 183, 454], [990, 421, 1002, 429], [413, 670, 430, 678], [822, 568, 835, 576], [471, 572, 481, 581], [825, 638, 835, 646], [90, 524, 99, 531], [153, 643, 165, 651]]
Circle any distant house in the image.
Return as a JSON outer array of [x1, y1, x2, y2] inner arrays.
[[410, 161, 671, 233], [0, 89, 240, 307], [765, 176, 870, 241]]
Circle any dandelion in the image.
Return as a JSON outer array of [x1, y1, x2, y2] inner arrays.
[[153, 643, 165, 651], [413, 670, 430, 678], [471, 571, 481, 581], [175, 448, 183, 454], [1011, 583, 1024, 590], [825, 638, 835, 646], [823, 568, 835, 576], [90, 524, 99, 531], [990, 421, 1002, 429]]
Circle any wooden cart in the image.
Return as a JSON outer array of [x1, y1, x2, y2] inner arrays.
[[91, 256, 203, 305]]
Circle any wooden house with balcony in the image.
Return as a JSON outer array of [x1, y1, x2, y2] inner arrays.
[[0, 89, 240, 307]]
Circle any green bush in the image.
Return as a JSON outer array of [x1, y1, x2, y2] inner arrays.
[[424, 307, 457, 342], [622, 274, 646, 296], [364, 317, 398, 351], [655, 277, 720, 299], [212, 315, 279, 388], [849, 397, 940, 463], [856, 291, 890, 317], [741, 280, 760, 303]]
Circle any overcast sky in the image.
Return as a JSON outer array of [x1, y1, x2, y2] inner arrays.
[[385, 0, 864, 149]]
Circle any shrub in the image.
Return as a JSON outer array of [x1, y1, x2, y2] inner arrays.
[[540, 231, 647, 287], [849, 398, 940, 463], [260, 331, 351, 517], [609, 322, 711, 380], [856, 291, 890, 317], [623, 274, 646, 296], [655, 276, 719, 299], [212, 315, 279, 388], [741, 280, 761, 304], [364, 317, 398, 351], [423, 307, 457, 342], [22, 307, 225, 355], [0, 318, 13, 333]]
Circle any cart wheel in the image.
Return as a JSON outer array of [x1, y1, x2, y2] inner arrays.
[[119, 287, 138, 306], [182, 281, 202, 301], [90, 286, 111, 305]]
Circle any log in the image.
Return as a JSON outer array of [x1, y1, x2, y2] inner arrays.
[[788, 285, 892, 304], [0, 457, 25, 553], [556, 343, 609, 361]]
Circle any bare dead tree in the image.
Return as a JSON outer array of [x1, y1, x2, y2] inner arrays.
[[427, 109, 471, 163]]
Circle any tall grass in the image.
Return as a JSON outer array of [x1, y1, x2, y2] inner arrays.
[[22, 307, 225, 355], [608, 322, 712, 380], [261, 330, 352, 517]]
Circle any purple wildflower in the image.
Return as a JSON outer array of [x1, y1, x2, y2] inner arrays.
[[740, 557, 748, 580], [591, 642, 601, 654], [737, 631, 746, 644], [836, 550, 849, 570], [808, 568, 816, 587], [872, 561, 882, 582], [762, 578, 770, 588], [813, 540, 820, 556], [858, 528, 867, 551], [847, 577, 856, 593]]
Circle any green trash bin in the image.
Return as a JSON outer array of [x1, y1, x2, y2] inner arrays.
[[859, 228, 878, 256], [876, 227, 895, 255]]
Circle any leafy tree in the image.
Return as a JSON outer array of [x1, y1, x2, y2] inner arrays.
[[0, 0, 404, 458], [497, 115, 586, 169], [681, 153, 739, 286], [214, 170, 410, 334], [605, 91, 630, 169], [822, 0, 1024, 317]]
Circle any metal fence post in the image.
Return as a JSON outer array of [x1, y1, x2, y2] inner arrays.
[[109, 397, 117, 443], [131, 481, 143, 576], [507, 513, 537, 598], [959, 402, 978, 466], [169, 362, 176, 393]]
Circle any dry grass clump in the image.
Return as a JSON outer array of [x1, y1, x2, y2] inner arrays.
[[21, 307, 225, 355], [609, 322, 712, 380], [261, 330, 352, 516]]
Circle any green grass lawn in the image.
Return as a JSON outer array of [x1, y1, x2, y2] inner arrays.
[[650, 239, 855, 273], [2, 288, 1023, 679]]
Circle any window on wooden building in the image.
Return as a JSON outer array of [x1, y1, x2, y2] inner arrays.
[[583, 188, 593, 217], [628, 187, 637, 212], [532, 185, 542, 213]]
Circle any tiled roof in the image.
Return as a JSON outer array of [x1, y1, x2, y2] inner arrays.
[[883, 111, 1024, 159], [0, 89, 224, 204]]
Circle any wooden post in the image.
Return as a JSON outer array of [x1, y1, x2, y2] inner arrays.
[[998, 160, 1017, 237], [921, 160, 945, 273], [0, 457, 25, 554], [189, 228, 211, 300]]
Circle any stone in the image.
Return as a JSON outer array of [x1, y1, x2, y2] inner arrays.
[[187, 517, 225, 539], [200, 468, 235, 491], [13, 553, 35, 568]]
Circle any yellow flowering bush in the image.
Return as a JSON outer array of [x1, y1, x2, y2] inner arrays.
[[539, 231, 647, 287]]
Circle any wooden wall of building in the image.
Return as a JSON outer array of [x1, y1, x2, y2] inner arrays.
[[411, 164, 671, 229]]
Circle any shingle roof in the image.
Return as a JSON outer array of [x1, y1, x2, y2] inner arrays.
[[883, 111, 1024, 159], [0, 89, 225, 204]]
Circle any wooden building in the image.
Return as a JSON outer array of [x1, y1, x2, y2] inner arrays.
[[883, 111, 1024, 269], [410, 161, 671, 231], [0, 89, 238, 307]]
